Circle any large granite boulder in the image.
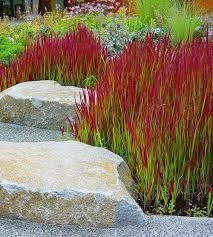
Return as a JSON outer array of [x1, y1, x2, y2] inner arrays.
[[0, 81, 83, 130], [0, 141, 145, 227]]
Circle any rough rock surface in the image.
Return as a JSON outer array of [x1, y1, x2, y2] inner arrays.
[[0, 141, 144, 227], [0, 81, 83, 130]]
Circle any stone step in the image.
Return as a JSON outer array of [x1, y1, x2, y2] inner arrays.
[[1, 215, 213, 237], [0, 80, 83, 130], [0, 122, 71, 142], [0, 141, 145, 228]]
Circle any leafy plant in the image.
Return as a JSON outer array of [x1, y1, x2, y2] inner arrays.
[[100, 19, 134, 56], [9, 22, 38, 42], [83, 76, 97, 88], [134, 27, 166, 42], [186, 207, 208, 217], [0, 19, 11, 36], [154, 201, 176, 215], [0, 35, 24, 64]]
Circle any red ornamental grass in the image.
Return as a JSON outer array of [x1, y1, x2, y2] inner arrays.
[[0, 66, 6, 91], [0, 26, 107, 92], [73, 35, 213, 213]]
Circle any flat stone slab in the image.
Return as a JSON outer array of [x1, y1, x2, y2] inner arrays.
[[0, 81, 83, 130], [0, 215, 212, 237], [0, 141, 144, 227], [0, 122, 71, 142]]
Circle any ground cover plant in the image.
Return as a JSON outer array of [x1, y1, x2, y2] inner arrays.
[[0, 35, 24, 64], [71, 35, 213, 216], [0, 19, 38, 64]]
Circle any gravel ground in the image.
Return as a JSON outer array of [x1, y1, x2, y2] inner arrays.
[[0, 122, 71, 142], [0, 215, 212, 237]]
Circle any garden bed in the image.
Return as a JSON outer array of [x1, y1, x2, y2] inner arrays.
[[0, 0, 212, 218]]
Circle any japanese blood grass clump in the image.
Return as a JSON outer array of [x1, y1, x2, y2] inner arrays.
[[0, 66, 7, 90], [71, 36, 213, 216], [0, 26, 107, 92]]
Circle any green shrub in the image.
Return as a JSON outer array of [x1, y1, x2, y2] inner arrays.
[[9, 22, 37, 42], [0, 35, 24, 64]]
